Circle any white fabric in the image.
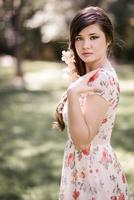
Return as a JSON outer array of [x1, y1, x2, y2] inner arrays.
[[59, 62, 132, 200]]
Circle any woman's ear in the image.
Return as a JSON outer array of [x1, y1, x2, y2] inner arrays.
[[106, 40, 111, 48], [106, 40, 112, 56]]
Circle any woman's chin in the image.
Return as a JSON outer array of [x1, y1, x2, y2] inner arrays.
[[82, 57, 96, 64]]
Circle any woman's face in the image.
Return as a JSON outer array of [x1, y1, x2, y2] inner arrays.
[[75, 23, 109, 68]]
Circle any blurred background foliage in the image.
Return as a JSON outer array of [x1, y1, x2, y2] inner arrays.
[[0, 0, 134, 77], [0, 0, 134, 200]]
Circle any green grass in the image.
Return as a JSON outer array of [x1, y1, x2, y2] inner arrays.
[[0, 61, 134, 199]]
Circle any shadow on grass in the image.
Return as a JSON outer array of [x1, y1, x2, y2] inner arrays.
[[112, 124, 134, 152], [0, 88, 66, 200], [111, 91, 134, 151], [0, 193, 22, 200]]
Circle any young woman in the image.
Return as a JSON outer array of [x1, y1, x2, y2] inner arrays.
[[55, 6, 132, 200]]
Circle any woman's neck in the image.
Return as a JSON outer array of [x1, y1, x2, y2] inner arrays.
[[85, 56, 108, 73]]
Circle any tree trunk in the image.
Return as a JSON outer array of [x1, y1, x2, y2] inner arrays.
[[15, 34, 23, 77], [2, 0, 25, 77]]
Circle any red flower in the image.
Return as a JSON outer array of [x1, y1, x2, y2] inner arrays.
[[102, 118, 107, 124], [87, 72, 99, 83], [122, 174, 126, 183], [117, 83, 120, 93], [111, 196, 117, 200], [72, 189, 80, 199], [119, 193, 125, 200], [82, 146, 90, 155]]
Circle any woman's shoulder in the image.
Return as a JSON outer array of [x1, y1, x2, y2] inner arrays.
[[87, 66, 118, 84], [98, 63, 119, 84], [87, 63, 120, 93], [98, 65, 120, 94]]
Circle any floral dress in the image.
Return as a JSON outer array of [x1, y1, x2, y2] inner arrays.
[[59, 61, 132, 200]]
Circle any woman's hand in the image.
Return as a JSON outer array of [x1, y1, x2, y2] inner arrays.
[[67, 74, 101, 96]]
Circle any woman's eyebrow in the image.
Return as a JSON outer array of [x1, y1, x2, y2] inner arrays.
[[77, 33, 98, 36], [89, 33, 98, 35]]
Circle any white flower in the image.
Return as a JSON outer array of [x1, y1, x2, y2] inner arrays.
[[61, 49, 75, 65], [61, 49, 79, 81]]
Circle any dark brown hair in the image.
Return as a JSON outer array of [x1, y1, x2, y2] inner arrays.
[[70, 6, 114, 76], [55, 6, 114, 131]]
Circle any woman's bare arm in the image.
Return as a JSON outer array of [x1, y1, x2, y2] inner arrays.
[[67, 89, 109, 150]]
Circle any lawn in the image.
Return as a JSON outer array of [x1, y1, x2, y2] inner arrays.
[[0, 60, 134, 200]]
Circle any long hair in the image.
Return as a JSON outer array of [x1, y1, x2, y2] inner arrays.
[[55, 6, 114, 131]]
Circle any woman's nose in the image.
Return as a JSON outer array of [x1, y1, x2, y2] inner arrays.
[[82, 39, 91, 49]]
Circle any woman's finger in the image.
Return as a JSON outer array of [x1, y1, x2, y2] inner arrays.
[[87, 87, 102, 94]]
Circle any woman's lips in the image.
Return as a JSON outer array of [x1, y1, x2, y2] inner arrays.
[[81, 52, 93, 57]]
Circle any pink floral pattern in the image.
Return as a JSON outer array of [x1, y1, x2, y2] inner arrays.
[[59, 62, 132, 200]]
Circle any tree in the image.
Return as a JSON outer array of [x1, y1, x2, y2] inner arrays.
[[0, 0, 45, 77], [1, 0, 28, 77]]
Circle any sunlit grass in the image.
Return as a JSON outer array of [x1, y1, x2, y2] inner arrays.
[[0, 61, 134, 199]]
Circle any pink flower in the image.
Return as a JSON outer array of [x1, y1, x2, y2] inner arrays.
[[71, 170, 78, 182], [67, 153, 75, 167], [91, 197, 96, 200], [118, 193, 125, 200], [68, 153, 74, 161], [109, 77, 115, 86], [59, 193, 64, 200], [101, 148, 111, 163]]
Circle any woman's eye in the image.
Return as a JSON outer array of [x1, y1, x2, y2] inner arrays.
[[75, 37, 82, 41], [90, 36, 99, 40]]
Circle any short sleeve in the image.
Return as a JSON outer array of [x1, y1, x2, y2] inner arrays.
[[87, 70, 120, 107]]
